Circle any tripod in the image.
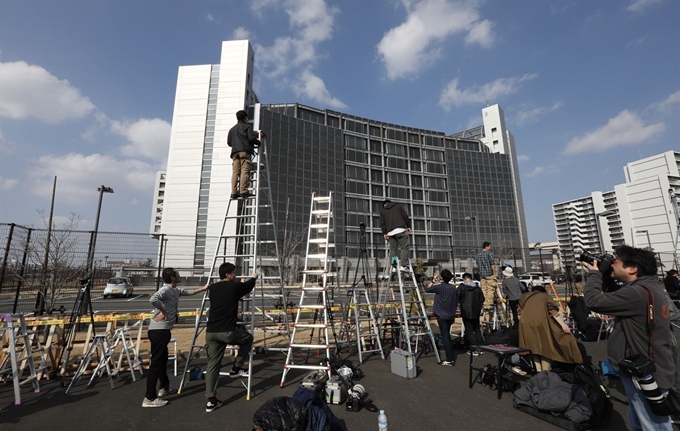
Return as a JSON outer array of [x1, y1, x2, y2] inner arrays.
[[58, 274, 96, 381]]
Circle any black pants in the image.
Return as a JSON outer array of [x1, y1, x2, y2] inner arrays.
[[146, 329, 171, 400], [509, 300, 519, 328], [463, 317, 483, 348], [437, 317, 456, 362]]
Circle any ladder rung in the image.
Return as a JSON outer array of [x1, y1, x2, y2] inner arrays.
[[289, 343, 328, 349], [311, 210, 330, 215], [313, 196, 331, 202], [309, 238, 327, 243], [293, 323, 327, 329], [297, 305, 326, 309], [310, 224, 329, 229], [284, 364, 330, 371], [302, 287, 326, 292], [307, 254, 328, 259], [303, 270, 326, 275]]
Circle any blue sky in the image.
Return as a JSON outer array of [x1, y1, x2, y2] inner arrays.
[[0, 0, 679, 243]]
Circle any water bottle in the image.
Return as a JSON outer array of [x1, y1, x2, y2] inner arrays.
[[378, 410, 387, 431]]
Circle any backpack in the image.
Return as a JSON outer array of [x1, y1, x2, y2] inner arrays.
[[573, 364, 613, 426]]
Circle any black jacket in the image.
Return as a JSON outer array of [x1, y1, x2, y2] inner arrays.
[[206, 278, 256, 332], [227, 121, 261, 157], [457, 281, 484, 320], [379, 202, 411, 235]]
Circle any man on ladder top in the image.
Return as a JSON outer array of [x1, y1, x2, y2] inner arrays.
[[204, 262, 258, 413], [379, 199, 412, 272], [227, 109, 265, 200], [475, 241, 498, 311]]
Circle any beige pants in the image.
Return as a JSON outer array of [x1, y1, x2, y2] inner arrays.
[[533, 355, 552, 372], [231, 151, 251, 194], [481, 275, 497, 309]]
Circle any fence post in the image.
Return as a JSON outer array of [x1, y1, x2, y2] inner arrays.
[[156, 233, 165, 291], [13, 228, 32, 314], [0, 223, 15, 293]]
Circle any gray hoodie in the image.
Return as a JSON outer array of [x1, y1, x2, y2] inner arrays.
[[584, 271, 675, 388]]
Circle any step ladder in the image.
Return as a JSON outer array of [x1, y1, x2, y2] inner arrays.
[[481, 284, 509, 331], [65, 333, 116, 393], [110, 327, 143, 382], [378, 257, 440, 362], [344, 287, 384, 364], [178, 109, 285, 401], [280, 192, 336, 387], [0, 313, 47, 405]]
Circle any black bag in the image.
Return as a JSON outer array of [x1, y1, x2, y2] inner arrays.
[[252, 396, 307, 431], [573, 364, 613, 426], [189, 367, 204, 381], [484, 329, 509, 345]]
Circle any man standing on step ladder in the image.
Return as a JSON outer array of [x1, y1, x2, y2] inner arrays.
[[379, 199, 412, 272], [204, 262, 257, 412], [143, 268, 208, 408], [227, 109, 265, 200], [475, 242, 498, 313]]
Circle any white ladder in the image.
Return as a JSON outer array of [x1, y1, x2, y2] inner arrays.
[[280, 192, 335, 387], [110, 327, 143, 382], [345, 287, 384, 364], [65, 333, 116, 393], [378, 258, 440, 362], [0, 313, 46, 406], [178, 127, 285, 401]]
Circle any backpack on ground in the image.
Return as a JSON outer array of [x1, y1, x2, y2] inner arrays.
[[573, 364, 613, 427]]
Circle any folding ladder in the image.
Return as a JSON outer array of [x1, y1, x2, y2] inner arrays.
[[343, 287, 384, 364], [378, 258, 440, 362], [0, 313, 46, 405], [65, 333, 116, 393], [280, 192, 336, 387], [110, 326, 143, 382], [177, 112, 285, 401]]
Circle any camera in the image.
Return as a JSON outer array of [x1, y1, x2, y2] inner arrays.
[[345, 384, 369, 412], [619, 355, 674, 416], [578, 250, 618, 292]]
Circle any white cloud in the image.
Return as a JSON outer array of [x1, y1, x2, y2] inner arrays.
[[563, 110, 665, 155], [517, 155, 530, 162], [0, 127, 17, 154], [27, 153, 156, 202], [207, 13, 216, 22], [439, 73, 538, 110], [515, 101, 563, 125], [625, 34, 649, 49], [294, 69, 347, 109], [0, 61, 95, 124], [627, 0, 663, 13], [0, 176, 18, 190], [525, 165, 560, 178], [110, 118, 171, 163], [232, 27, 251, 40], [648, 90, 680, 115], [254, 0, 344, 109], [376, 0, 495, 80]]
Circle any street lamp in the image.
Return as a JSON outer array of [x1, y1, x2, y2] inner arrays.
[[595, 210, 615, 254], [86, 185, 114, 273], [636, 229, 652, 250], [535, 242, 545, 275]]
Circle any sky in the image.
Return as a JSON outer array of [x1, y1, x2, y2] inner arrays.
[[0, 0, 679, 243]]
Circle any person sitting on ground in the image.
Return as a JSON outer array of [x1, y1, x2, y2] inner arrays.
[[457, 272, 485, 355], [501, 267, 523, 328], [518, 285, 582, 371], [425, 269, 458, 366]]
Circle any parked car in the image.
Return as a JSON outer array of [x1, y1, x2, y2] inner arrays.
[[518, 273, 550, 288], [103, 277, 134, 298]]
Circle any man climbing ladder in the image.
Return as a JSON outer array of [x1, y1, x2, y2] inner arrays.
[[379, 199, 412, 271]]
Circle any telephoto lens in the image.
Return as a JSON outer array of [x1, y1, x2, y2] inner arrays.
[[633, 374, 674, 416]]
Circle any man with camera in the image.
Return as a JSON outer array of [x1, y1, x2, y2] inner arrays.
[[584, 245, 674, 430]]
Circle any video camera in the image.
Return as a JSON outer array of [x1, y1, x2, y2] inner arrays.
[[577, 250, 619, 292]]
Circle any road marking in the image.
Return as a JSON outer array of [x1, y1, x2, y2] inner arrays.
[[127, 295, 143, 302]]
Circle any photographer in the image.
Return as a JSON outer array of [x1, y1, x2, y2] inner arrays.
[[227, 110, 264, 199], [584, 245, 674, 430]]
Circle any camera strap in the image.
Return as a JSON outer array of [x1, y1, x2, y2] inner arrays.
[[621, 285, 656, 362]]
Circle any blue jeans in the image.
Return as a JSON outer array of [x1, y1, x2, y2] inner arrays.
[[620, 373, 672, 431]]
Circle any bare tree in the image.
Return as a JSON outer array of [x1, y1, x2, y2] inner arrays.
[[278, 227, 306, 286]]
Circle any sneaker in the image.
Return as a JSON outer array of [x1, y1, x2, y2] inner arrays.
[[398, 266, 410, 273], [239, 192, 255, 199], [205, 399, 223, 413], [466, 350, 483, 356], [440, 361, 455, 366], [510, 366, 527, 376], [228, 368, 249, 378], [142, 397, 168, 408], [158, 385, 177, 397]]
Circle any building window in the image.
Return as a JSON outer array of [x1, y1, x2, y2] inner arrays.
[[493, 140, 499, 146]]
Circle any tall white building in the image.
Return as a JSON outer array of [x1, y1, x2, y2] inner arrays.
[[553, 151, 680, 272]]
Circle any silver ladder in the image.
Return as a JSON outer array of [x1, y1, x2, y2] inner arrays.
[[481, 284, 509, 331], [280, 192, 335, 387], [0, 313, 46, 406], [110, 327, 143, 382], [345, 287, 384, 364], [178, 118, 285, 401], [378, 258, 440, 362], [65, 333, 116, 393]]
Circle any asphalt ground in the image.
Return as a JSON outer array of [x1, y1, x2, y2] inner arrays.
[[0, 339, 645, 431]]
